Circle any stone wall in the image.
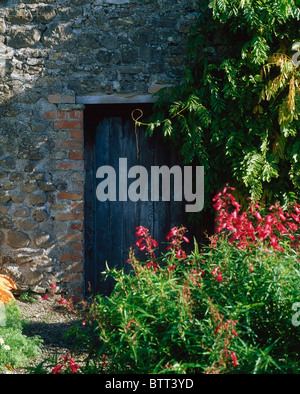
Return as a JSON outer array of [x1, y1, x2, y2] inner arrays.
[[0, 0, 196, 301]]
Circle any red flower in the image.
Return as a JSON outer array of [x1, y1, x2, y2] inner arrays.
[[214, 325, 221, 335], [52, 364, 63, 374], [68, 356, 80, 374], [230, 352, 238, 367], [213, 200, 223, 211], [215, 271, 223, 283], [176, 249, 187, 259], [42, 295, 50, 300], [145, 261, 159, 272], [166, 227, 178, 241], [52, 354, 80, 374], [136, 226, 148, 237], [70, 362, 80, 374], [135, 238, 146, 250], [151, 239, 158, 248], [231, 329, 238, 337], [276, 222, 287, 234], [58, 298, 67, 304]]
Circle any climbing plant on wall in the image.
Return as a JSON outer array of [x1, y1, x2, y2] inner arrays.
[[144, 0, 300, 210]]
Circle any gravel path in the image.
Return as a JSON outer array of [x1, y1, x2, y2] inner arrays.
[[13, 297, 88, 374]]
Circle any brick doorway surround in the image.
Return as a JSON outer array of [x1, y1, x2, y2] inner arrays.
[[44, 93, 85, 302]]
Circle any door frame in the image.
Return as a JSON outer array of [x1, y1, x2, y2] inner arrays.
[[83, 97, 156, 296]]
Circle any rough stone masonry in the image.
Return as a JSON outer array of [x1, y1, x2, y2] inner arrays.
[[0, 0, 197, 301]]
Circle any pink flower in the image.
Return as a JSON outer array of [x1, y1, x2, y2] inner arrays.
[[254, 211, 262, 221], [288, 222, 298, 232], [270, 234, 284, 251], [212, 192, 222, 202], [211, 266, 219, 276], [279, 213, 286, 221], [58, 298, 67, 304], [294, 206, 300, 215]]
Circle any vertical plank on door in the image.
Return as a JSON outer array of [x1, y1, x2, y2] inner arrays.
[[108, 116, 124, 294], [136, 122, 155, 261], [121, 115, 140, 272], [95, 117, 111, 295]]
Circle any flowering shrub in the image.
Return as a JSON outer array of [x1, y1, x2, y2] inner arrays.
[[213, 186, 300, 253], [68, 195, 300, 373]]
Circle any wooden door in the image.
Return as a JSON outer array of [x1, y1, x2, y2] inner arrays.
[[84, 104, 193, 296]]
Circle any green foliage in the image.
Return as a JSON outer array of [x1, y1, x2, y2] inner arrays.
[[69, 237, 300, 374], [145, 0, 300, 208], [19, 290, 37, 304], [0, 302, 42, 372], [202, 238, 300, 373]]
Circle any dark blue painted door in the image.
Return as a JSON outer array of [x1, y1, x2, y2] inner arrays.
[[84, 104, 200, 295]]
